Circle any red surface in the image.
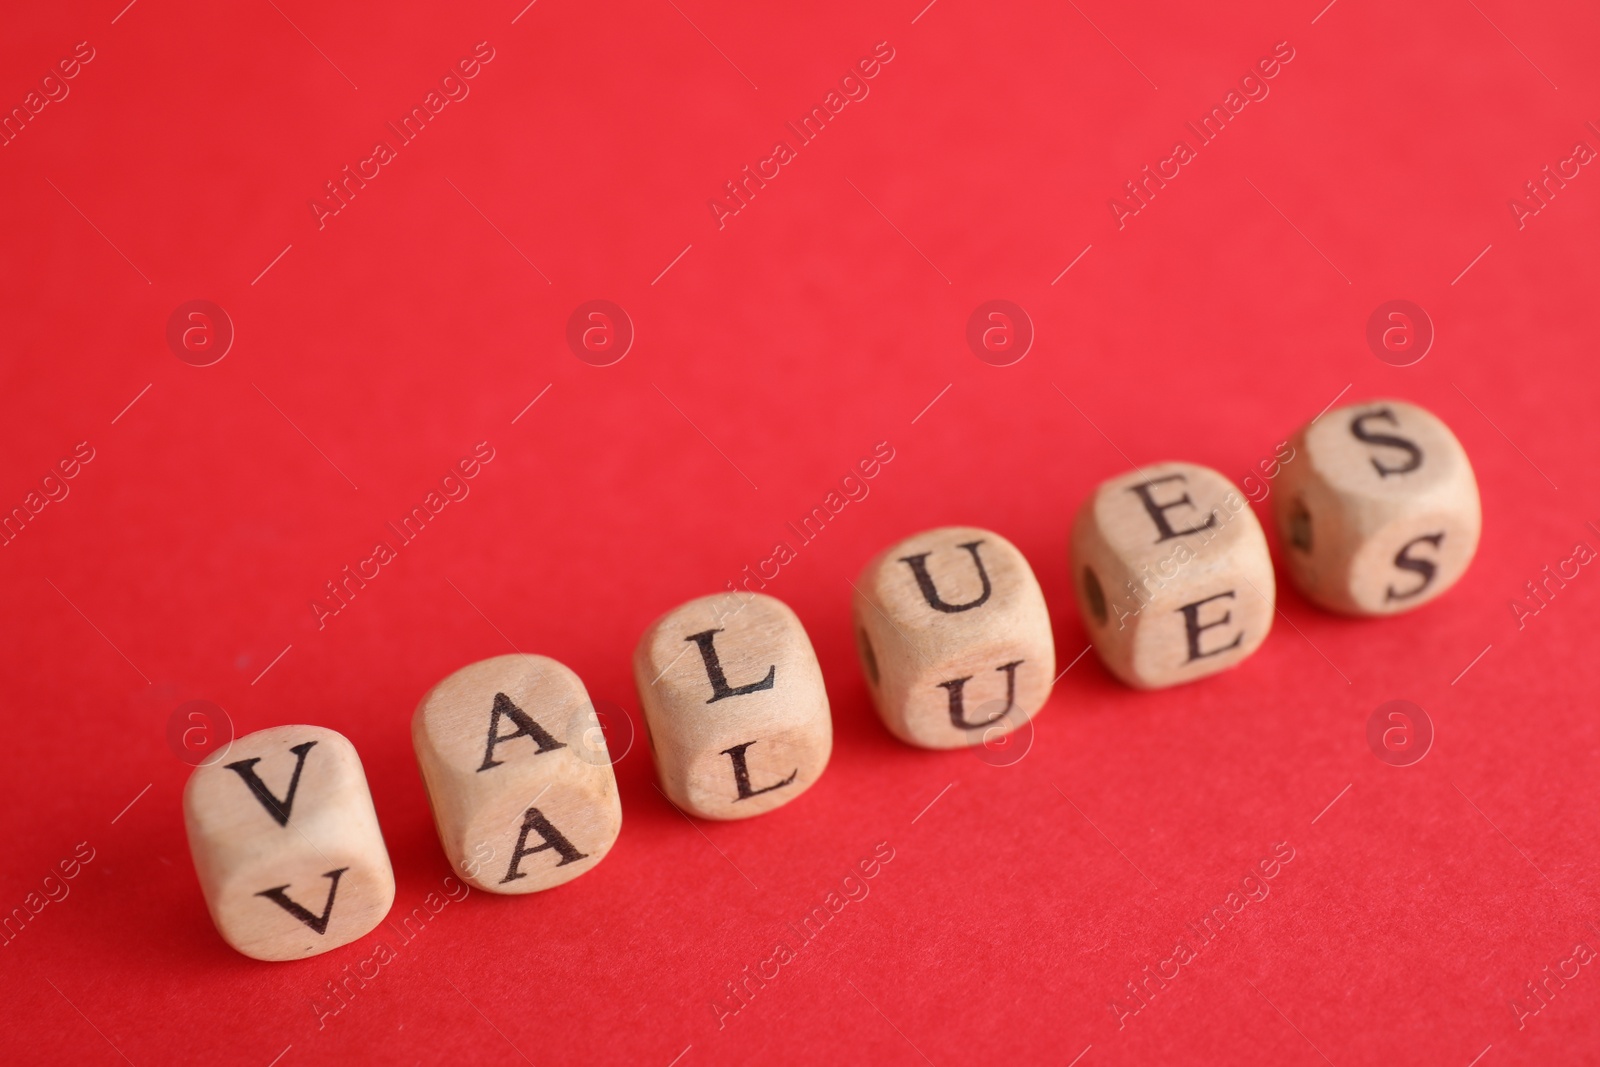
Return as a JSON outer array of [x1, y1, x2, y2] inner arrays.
[[3, 1, 1599, 1064]]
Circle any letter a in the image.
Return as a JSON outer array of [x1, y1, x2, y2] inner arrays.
[[478, 692, 566, 771], [500, 807, 588, 883]]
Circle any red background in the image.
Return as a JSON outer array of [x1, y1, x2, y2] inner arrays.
[[3, 0, 1598, 1064]]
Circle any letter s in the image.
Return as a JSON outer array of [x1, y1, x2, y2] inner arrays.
[[1386, 533, 1444, 602], [1349, 409, 1423, 477]]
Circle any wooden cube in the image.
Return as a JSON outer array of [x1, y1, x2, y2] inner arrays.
[[1273, 398, 1481, 615], [634, 593, 831, 819], [184, 725, 394, 961], [412, 654, 622, 894], [852, 526, 1054, 749], [1071, 463, 1274, 689]]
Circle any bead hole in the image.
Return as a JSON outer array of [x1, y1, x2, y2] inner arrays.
[[1289, 498, 1313, 553], [1083, 566, 1108, 627], [856, 627, 880, 687]]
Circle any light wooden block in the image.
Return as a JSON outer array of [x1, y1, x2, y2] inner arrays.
[[184, 725, 394, 961], [852, 526, 1054, 749], [634, 593, 831, 819], [1273, 398, 1481, 615], [412, 654, 622, 894], [1071, 462, 1274, 689], [412, 659, 617, 895]]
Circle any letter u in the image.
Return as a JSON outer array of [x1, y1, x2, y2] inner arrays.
[[898, 541, 992, 613]]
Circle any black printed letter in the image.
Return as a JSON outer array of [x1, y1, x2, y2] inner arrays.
[[226, 741, 316, 827], [899, 540, 992, 612], [500, 808, 588, 883], [1386, 532, 1444, 601], [1178, 592, 1244, 662], [256, 868, 347, 934], [1350, 408, 1423, 477], [1128, 475, 1217, 543], [938, 660, 1025, 729], [721, 741, 797, 800], [686, 629, 776, 703], [478, 692, 566, 771]]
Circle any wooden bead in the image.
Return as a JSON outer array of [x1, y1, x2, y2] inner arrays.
[[851, 526, 1054, 749], [1273, 398, 1481, 615], [184, 725, 394, 961], [634, 593, 831, 820], [1071, 463, 1274, 689], [412, 654, 622, 894]]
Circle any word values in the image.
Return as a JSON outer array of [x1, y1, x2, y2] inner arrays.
[[708, 41, 896, 230], [1508, 131, 1596, 230], [310, 442, 496, 629], [1109, 41, 1296, 230], [309, 42, 497, 230]]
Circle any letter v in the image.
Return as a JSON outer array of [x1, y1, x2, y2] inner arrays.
[[226, 741, 317, 826], [256, 868, 348, 934]]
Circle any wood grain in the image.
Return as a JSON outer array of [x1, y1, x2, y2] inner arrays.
[[184, 725, 394, 961], [1071, 463, 1274, 689], [1274, 398, 1481, 615], [634, 593, 831, 820], [413, 654, 622, 894], [852, 526, 1054, 748]]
